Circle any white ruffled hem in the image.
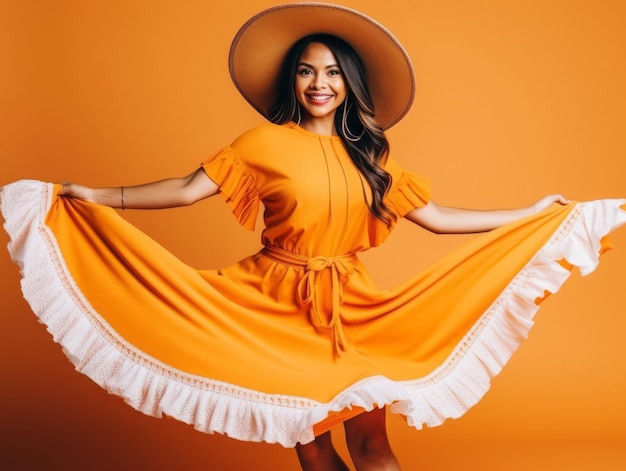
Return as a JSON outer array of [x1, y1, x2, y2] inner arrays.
[[2, 180, 625, 447]]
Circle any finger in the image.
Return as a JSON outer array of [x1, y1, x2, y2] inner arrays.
[[59, 181, 74, 196], [555, 194, 571, 205]]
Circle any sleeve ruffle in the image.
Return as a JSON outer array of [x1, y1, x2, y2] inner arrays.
[[201, 146, 260, 231], [385, 170, 431, 218], [369, 170, 431, 247]]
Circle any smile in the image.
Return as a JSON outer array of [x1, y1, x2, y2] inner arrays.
[[306, 94, 334, 104]]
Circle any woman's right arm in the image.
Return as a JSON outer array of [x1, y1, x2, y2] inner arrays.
[[60, 168, 219, 209]]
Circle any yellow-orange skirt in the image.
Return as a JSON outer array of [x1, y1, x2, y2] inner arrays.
[[1, 180, 625, 446]]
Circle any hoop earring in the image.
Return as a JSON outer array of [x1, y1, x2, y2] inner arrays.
[[341, 100, 364, 142]]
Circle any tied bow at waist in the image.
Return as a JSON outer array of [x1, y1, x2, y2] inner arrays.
[[261, 245, 356, 356]]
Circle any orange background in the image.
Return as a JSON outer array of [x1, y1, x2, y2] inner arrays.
[[1, 1, 625, 469]]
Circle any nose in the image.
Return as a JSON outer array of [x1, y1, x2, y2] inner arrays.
[[309, 73, 327, 90]]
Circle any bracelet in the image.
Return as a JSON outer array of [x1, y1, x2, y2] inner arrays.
[[121, 186, 125, 210]]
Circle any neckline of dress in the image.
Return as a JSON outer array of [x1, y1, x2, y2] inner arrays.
[[283, 122, 342, 141]]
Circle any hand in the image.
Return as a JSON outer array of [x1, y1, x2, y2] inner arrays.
[[59, 182, 94, 202], [530, 194, 571, 214]]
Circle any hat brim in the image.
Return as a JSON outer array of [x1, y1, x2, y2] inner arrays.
[[229, 3, 415, 130]]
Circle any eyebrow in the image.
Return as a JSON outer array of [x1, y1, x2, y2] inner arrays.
[[297, 62, 340, 69]]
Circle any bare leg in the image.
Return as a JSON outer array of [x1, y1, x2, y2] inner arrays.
[[344, 407, 401, 471], [295, 430, 350, 471]]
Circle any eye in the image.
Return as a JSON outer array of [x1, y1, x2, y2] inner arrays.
[[297, 67, 313, 76], [328, 69, 341, 77]]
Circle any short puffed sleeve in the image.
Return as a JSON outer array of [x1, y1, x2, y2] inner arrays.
[[201, 146, 260, 231], [368, 157, 432, 246], [383, 156, 431, 216]]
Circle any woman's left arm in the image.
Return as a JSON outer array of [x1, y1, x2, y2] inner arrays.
[[405, 194, 571, 234]]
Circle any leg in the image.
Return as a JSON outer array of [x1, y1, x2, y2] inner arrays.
[[295, 430, 350, 471], [344, 407, 401, 471]]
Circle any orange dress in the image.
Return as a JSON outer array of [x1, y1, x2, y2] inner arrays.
[[1, 122, 625, 447]]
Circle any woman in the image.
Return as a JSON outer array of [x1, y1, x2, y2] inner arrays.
[[1, 4, 624, 471]]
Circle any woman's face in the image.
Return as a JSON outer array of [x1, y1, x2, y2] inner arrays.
[[294, 42, 347, 133]]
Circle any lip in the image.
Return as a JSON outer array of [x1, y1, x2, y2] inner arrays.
[[306, 94, 334, 105]]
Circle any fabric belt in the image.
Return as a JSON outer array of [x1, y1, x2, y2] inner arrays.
[[261, 245, 357, 356]]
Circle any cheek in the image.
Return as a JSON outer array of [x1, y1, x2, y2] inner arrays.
[[294, 78, 307, 96], [293, 83, 305, 105], [337, 85, 347, 102], [336, 79, 347, 98]]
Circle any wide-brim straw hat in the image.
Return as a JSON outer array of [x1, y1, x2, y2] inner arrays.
[[229, 2, 415, 130]]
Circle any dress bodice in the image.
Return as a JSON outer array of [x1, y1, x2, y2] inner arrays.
[[202, 122, 431, 256]]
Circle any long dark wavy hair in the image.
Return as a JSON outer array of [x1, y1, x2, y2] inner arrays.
[[268, 34, 395, 226]]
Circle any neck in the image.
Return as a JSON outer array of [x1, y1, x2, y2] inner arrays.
[[299, 117, 337, 136]]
